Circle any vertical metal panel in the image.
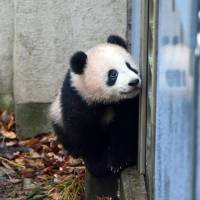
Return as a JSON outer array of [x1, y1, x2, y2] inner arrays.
[[195, 8, 200, 200], [146, 0, 157, 199], [131, 0, 141, 65], [131, 0, 148, 174], [196, 57, 200, 200], [155, 0, 197, 200]]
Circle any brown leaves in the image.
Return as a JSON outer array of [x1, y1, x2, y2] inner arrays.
[[0, 111, 15, 130], [0, 111, 16, 139], [12, 133, 85, 181], [0, 111, 85, 199], [0, 129, 16, 139]]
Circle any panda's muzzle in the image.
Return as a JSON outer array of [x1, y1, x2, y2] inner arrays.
[[128, 79, 140, 87], [120, 80, 141, 95]]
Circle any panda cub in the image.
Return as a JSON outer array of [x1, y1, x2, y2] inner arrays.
[[50, 35, 141, 176]]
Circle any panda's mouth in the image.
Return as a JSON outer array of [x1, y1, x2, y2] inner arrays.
[[120, 87, 141, 95], [120, 90, 134, 95]]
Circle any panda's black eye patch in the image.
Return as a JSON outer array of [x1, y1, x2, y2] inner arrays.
[[107, 69, 118, 86], [126, 62, 138, 74]]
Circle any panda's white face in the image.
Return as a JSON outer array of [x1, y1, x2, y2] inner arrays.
[[71, 44, 141, 104]]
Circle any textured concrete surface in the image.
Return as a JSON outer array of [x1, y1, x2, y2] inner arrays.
[[0, 0, 14, 94], [15, 103, 51, 137], [0, 94, 13, 111], [120, 167, 147, 200], [14, 0, 127, 104], [0, 0, 14, 110]]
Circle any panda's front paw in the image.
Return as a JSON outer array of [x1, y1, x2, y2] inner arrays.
[[109, 165, 123, 174], [108, 162, 125, 174], [108, 159, 133, 174]]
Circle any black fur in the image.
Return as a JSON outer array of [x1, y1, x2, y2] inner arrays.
[[126, 62, 138, 74], [107, 69, 118, 86], [70, 51, 87, 74], [107, 35, 127, 50], [53, 71, 138, 176]]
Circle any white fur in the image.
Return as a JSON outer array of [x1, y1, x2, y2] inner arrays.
[[49, 92, 63, 126], [71, 43, 141, 104]]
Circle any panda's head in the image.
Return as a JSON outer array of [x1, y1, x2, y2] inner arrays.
[[70, 35, 141, 104]]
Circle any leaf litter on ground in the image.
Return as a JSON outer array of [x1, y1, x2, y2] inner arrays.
[[0, 111, 85, 200]]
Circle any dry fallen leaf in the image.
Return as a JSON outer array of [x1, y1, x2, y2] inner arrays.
[[9, 178, 22, 184], [67, 156, 83, 167], [19, 138, 40, 146], [29, 150, 41, 158], [0, 129, 16, 139], [5, 140, 18, 147], [15, 158, 25, 165], [0, 111, 16, 140], [0, 111, 11, 125]]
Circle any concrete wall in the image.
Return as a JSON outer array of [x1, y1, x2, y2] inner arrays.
[[0, 0, 14, 110], [0, 0, 128, 137]]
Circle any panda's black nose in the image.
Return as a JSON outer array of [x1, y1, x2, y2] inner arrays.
[[128, 79, 139, 87]]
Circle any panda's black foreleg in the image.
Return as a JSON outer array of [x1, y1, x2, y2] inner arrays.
[[84, 154, 110, 177], [53, 122, 88, 158], [107, 123, 138, 174], [52, 123, 71, 150], [82, 133, 112, 177]]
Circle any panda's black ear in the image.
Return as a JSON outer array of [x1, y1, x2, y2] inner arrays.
[[70, 51, 87, 74], [107, 35, 127, 50]]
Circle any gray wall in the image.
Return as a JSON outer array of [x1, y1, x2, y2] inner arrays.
[[0, 0, 128, 137], [0, 0, 14, 110]]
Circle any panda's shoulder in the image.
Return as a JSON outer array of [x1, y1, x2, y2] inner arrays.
[[60, 71, 82, 104]]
